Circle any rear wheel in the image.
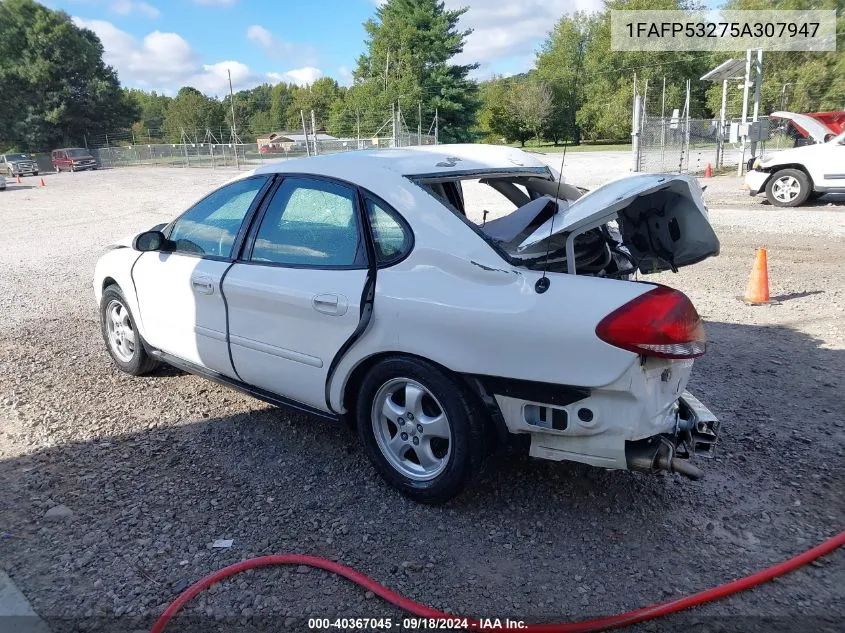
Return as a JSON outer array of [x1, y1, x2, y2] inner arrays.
[[356, 357, 488, 504], [765, 168, 811, 207], [99, 285, 158, 375]]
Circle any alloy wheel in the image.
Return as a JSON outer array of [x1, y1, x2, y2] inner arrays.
[[371, 377, 452, 481], [772, 175, 801, 203], [105, 299, 136, 362]]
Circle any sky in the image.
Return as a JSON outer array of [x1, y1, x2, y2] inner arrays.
[[41, 0, 605, 97]]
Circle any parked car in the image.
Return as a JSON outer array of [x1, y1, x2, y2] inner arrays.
[[745, 112, 845, 207], [52, 147, 98, 172], [93, 145, 721, 503], [1, 152, 38, 176]]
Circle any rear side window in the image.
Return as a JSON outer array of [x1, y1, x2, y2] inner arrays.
[[250, 177, 366, 268], [168, 176, 269, 258], [365, 199, 411, 265]]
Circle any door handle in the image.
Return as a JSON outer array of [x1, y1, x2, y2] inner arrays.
[[312, 293, 348, 316], [191, 277, 214, 295]]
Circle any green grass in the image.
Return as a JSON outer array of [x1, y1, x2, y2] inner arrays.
[[504, 140, 631, 153]]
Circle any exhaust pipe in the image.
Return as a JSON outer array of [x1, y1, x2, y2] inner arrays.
[[626, 440, 704, 480]]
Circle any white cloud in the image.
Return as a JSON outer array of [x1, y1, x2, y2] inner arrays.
[[447, 0, 602, 69], [71, 17, 294, 96], [110, 0, 160, 18], [337, 65, 353, 87], [373, 0, 602, 75], [267, 66, 323, 87], [246, 25, 318, 66], [246, 25, 274, 49]]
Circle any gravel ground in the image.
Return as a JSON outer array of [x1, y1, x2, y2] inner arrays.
[[0, 165, 843, 632]]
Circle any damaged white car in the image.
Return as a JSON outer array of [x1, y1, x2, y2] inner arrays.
[[93, 145, 721, 503], [745, 111, 845, 207]]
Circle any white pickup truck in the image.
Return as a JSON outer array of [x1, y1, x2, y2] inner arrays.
[[745, 111, 845, 207]]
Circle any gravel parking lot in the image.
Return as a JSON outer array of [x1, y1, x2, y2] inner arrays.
[[0, 164, 843, 632]]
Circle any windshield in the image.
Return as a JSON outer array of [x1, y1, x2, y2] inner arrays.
[[67, 149, 91, 157], [5, 153, 29, 161]]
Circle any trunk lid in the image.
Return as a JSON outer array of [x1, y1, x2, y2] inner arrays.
[[517, 174, 719, 274]]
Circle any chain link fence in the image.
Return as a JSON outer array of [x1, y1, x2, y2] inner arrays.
[[82, 130, 435, 171], [636, 115, 785, 174]]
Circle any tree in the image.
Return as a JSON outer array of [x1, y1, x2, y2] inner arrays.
[[270, 82, 295, 130], [285, 77, 344, 130], [163, 87, 224, 142], [125, 89, 171, 135], [536, 13, 595, 145], [348, 0, 479, 142], [0, 0, 138, 150], [712, 0, 843, 115], [510, 81, 553, 146]]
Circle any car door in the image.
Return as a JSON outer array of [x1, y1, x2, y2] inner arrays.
[[132, 175, 272, 376], [224, 176, 369, 410], [814, 135, 845, 189]]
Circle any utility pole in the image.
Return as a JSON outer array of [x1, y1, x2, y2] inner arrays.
[[228, 68, 240, 169], [660, 76, 666, 171], [750, 49, 763, 159], [392, 102, 397, 148], [301, 110, 311, 157], [397, 102, 402, 147], [384, 50, 390, 91], [356, 108, 361, 149], [738, 48, 752, 176], [311, 109, 319, 156], [434, 107, 438, 145], [418, 102, 422, 145]]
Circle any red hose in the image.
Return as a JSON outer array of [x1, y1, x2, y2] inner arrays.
[[151, 529, 845, 633]]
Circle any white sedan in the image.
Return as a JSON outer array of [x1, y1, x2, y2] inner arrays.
[[94, 145, 721, 503]]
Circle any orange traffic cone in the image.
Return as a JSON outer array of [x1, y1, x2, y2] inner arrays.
[[16, 175, 21, 184], [743, 248, 770, 305], [39, 177, 46, 187], [704, 163, 713, 178]]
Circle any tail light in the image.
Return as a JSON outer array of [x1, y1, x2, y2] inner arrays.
[[595, 286, 705, 359]]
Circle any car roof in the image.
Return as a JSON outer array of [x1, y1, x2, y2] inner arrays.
[[251, 144, 551, 179]]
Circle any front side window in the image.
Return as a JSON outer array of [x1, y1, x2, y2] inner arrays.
[[365, 199, 411, 265], [250, 177, 366, 267], [168, 176, 269, 258]]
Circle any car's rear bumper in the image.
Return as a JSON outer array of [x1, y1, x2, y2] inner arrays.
[[744, 169, 769, 196], [487, 360, 719, 476]]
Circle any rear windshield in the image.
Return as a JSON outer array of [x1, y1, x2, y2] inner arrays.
[[66, 149, 91, 157], [5, 153, 29, 161]]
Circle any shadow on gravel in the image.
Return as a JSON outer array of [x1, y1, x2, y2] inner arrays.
[[770, 290, 824, 302], [760, 194, 845, 209], [0, 321, 842, 632]]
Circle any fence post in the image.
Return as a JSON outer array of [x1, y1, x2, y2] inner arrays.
[[311, 110, 319, 156], [631, 95, 642, 172]]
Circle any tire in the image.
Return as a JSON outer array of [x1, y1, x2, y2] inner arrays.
[[765, 168, 811, 207], [356, 357, 489, 504], [99, 285, 158, 375], [33, 171, 38, 176]]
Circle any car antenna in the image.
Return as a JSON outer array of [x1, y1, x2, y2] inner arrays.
[[535, 36, 587, 296]]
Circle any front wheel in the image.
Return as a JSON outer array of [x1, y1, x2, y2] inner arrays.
[[765, 168, 811, 207], [99, 285, 158, 375], [356, 358, 489, 504]]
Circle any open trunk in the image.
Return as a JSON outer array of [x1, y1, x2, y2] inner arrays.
[[483, 174, 720, 276]]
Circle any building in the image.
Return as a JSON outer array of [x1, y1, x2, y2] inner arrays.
[[256, 131, 338, 150]]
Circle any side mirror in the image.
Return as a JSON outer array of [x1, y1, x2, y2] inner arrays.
[[133, 230, 168, 252]]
